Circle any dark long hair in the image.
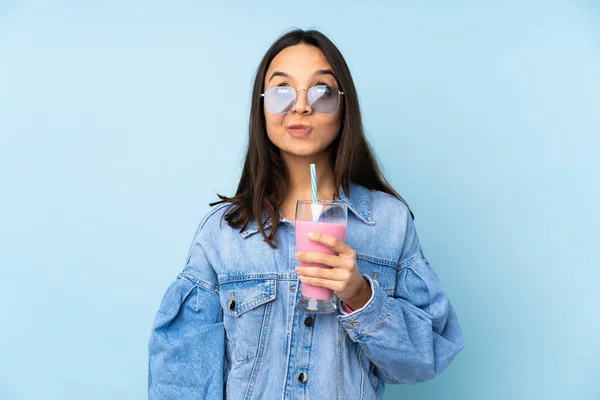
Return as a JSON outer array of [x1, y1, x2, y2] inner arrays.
[[210, 29, 414, 248]]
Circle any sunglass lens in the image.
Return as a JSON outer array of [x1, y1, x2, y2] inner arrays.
[[309, 86, 339, 113], [265, 87, 295, 114]]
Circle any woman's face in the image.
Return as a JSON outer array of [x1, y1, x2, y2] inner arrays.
[[263, 44, 343, 158]]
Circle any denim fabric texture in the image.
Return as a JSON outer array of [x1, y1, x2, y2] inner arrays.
[[148, 182, 464, 400]]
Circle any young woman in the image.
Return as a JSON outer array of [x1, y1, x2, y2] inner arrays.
[[148, 29, 464, 400]]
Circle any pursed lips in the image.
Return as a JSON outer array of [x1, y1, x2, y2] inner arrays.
[[288, 124, 313, 136]]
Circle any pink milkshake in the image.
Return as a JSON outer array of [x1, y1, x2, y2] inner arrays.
[[296, 220, 347, 300], [295, 199, 348, 313]]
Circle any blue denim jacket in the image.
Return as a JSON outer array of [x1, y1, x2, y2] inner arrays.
[[148, 183, 464, 400]]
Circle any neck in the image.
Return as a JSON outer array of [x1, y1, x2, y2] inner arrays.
[[281, 151, 337, 201]]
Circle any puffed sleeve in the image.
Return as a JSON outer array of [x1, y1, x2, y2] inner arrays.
[[148, 226, 225, 399], [337, 210, 464, 384]]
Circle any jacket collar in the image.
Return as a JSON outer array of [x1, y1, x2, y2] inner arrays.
[[239, 182, 374, 238]]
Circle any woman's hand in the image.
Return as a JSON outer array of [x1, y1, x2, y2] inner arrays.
[[295, 232, 372, 310]]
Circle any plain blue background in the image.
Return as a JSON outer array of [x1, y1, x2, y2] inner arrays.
[[1, 1, 599, 399]]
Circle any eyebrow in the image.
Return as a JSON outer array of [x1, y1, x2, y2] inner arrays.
[[268, 69, 336, 82]]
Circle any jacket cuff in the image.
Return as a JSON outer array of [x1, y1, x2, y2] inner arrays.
[[337, 273, 387, 340]]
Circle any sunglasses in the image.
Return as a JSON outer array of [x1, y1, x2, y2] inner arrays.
[[261, 85, 344, 114]]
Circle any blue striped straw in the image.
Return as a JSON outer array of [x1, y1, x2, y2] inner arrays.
[[310, 163, 318, 221]]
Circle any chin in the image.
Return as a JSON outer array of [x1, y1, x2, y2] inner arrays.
[[286, 147, 326, 157], [285, 150, 313, 157]]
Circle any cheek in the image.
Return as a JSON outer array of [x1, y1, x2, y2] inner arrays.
[[265, 111, 286, 130], [264, 112, 287, 143], [322, 113, 343, 135]]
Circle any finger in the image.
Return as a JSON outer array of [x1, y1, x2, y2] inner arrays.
[[298, 276, 343, 292], [295, 251, 346, 268], [307, 232, 355, 257], [296, 266, 351, 281]]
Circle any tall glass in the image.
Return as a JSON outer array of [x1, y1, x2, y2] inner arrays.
[[295, 200, 348, 313]]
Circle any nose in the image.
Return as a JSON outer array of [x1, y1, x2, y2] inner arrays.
[[292, 89, 312, 115]]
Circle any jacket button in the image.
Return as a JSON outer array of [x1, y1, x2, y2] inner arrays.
[[298, 372, 308, 383], [304, 317, 314, 327]]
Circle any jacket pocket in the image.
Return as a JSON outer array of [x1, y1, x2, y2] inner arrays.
[[218, 277, 277, 362], [356, 256, 397, 296]]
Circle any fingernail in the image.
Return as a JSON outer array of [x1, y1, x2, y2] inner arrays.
[[295, 251, 301, 257], [307, 232, 316, 238]]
